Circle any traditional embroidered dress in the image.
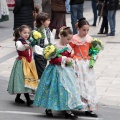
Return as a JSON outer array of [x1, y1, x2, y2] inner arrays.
[[0, 0, 9, 22], [34, 27, 54, 79], [34, 44, 82, 110], [69, 34, 98, 111], [7, 38, 39, 94]]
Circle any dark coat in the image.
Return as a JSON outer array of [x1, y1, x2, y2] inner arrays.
[[97, 0, 108, 16], [42, 0, 51, 17], [70, 0, 84, 5], [13, 0, 34, 30], [107, 0, 119, 10]]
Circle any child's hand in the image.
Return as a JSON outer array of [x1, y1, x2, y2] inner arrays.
[[66, 57, 72, 63], [24, 44, 30, 49], [96, 55, 98, 60]]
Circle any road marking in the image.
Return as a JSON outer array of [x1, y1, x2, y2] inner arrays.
[[0, 111, 41, 115], [0, 51, 17, 64], [0, 111, 103, 120]]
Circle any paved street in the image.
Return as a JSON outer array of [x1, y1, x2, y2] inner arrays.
[[0, 1, 120, 120]]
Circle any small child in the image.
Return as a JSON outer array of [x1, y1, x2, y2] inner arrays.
[[69, 18, 98, 117], [34, 27, 82, 119], [7, 25, 39, 106], [34, 12, 54, 79]]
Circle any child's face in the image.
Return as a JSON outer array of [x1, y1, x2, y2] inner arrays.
[[42, 19, 50, 28], [78, 25, 89, 37], [19, 28, 30, 40], [61, 34, 73, 45]]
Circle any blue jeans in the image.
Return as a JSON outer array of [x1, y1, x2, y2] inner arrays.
[[108, 10, 116, 34], [91, 0, 97, 25], [65, 0, 70, 13], [70, 4, 84, 34]]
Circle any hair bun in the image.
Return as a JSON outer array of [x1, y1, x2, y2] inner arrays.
[[78, 18, 86, 22]]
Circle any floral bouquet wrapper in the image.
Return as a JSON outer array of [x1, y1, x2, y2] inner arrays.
[[28, 30, 42, 47], [89, 38, 103, 68]]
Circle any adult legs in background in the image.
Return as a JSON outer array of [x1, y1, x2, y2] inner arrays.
[[98, 16, 108, 34], [70, 4, 83, 34], [91, 0, 97, 26], [107, 10, 116, 36], [65, 0, 70, 13]]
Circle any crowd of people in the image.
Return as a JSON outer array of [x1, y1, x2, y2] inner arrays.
[[1, 0, 119, 119], [91, 0, 119, 36]]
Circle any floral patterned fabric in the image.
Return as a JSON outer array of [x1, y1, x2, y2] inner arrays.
[[34, 64, 82, 110], [70, 34, 98, 110], [34, 45, 82, 110], [7, 59, 35, 94]]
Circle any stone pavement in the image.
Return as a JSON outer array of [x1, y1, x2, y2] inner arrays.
[[0, 1, 120, 108]]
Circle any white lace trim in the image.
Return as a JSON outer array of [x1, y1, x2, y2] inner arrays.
[[61, 56, 67, 68], [71, 34, 92, 45]]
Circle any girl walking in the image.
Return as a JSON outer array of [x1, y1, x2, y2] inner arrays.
[[69, 18, 98, 117], [7, 25, 39, 106], [34, 12, 54, 79], [34, 27, 82, 119]]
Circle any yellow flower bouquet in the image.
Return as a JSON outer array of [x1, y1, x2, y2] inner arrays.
[[28, 30, 42, 47], [43, 44, 57, 60], [43, 44, 73, 66]]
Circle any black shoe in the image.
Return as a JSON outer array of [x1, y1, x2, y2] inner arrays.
[[85, 111, 98, 117], [103, 30, 108, 34], [15, 98, 25, 104], [106, 33, 115, 36], [90, 24, 96, 26], [27, 100, 33, 106], [45, 109, 53, 117], [65, 112, 78, 119], [97, 31, 103, 34]]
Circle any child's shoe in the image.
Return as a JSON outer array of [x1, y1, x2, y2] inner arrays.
[[45, 109, 53, 117], [65, 111, 78, 119], [15, 98, 25, 104], [85, 111, 98, 117], [27, 100, 33, 106]]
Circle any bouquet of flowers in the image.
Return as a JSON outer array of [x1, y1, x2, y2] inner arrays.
[[89, 38, 103, 68], [28, 30, 42, 47], [43, 44, 73, 66]]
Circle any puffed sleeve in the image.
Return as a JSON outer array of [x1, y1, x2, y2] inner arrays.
[[32, 45, 43, 55], [16, 41, 26, 51], [49, 57, 62, 65], [50, 31, 55, 44], [49, 56, 67, 66]]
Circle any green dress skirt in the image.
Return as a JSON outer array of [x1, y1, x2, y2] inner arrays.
[[7, 59, 35, 94]]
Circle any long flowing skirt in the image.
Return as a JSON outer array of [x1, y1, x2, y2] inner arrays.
[[7, 59, 35, 94], [75, 59, 98, 110], [0, 0, 9, 22], [34, 64, 82, 110]]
